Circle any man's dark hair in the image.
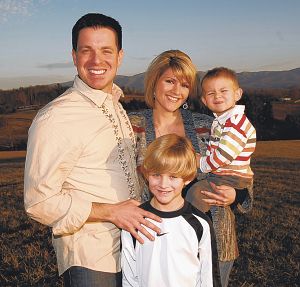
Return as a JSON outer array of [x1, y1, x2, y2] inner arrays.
[[72, 13, 122, 51]]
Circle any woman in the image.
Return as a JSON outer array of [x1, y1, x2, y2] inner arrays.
[[128, 50, 253, 287]]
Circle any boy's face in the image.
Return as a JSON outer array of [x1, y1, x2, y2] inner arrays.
[[72, 27, 123, 93], [148, 173, 191, 211], [201, 77, 242, 116]]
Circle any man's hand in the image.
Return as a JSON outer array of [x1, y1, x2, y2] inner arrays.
[[89, 199, 162, 244], [201, 182, 236, 207]]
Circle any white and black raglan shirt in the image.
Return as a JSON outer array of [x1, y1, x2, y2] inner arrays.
[[121, 201, 221, 287]]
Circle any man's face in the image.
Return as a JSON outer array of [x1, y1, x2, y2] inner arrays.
[[72, 27, 123, 92]]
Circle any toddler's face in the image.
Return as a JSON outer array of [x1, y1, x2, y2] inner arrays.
[[201, 77, 242, 116]]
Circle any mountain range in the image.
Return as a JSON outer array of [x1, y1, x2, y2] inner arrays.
[[112, 68, 300, 93], [2, 68, 299, 92]]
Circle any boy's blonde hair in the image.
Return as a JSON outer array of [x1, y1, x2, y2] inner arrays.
[[144, 50, 197, 108], [201, 67, 240, 91], [142, 134, 197, 181]]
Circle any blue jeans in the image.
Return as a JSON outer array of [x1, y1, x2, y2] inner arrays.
[[219, 260, 234, 287], [63, 266, 122, 287]]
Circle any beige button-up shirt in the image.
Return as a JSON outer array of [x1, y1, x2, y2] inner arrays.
[[24, 76, 140, 275]]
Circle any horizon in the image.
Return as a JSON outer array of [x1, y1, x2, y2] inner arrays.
[[1, 67, 300, 91], [1, 0, 300, 89]]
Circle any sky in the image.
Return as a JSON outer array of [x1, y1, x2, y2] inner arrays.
[[0, 0, 299, 90]]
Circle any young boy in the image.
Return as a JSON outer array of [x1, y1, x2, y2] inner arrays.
[[121, 134, 221, 287], [186, 67, 256, 212]]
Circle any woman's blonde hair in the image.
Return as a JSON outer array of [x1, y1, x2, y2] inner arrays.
[[144, 50, 198, 108], [142, 134, 197, 181]]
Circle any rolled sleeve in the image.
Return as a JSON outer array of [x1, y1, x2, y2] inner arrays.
[[24, 107, 91, 235], [51, 195, 92, 235]]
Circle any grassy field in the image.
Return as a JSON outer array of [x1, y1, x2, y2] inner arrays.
[[0, 140, 299, 286], [0, 110, 37, 150]]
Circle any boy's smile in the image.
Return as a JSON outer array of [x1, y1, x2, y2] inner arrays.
[[148, 173, 190, 211]]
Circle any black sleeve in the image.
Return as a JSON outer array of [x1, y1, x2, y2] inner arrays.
[[231, 187, 248, 209]]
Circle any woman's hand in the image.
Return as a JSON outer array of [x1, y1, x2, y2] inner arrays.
[[201, 182, 236, 207]]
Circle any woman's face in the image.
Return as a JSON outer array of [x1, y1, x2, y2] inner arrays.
[[154, 68, 190, 112]]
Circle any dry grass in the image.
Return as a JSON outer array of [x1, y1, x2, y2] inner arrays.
[[0, 110, 37, 149], [230, 155, 300, 286], [0, 140, 299, 286], [253, 140, 300, 159], [0, 151, 26, 160], [0, 160, 63, 286]]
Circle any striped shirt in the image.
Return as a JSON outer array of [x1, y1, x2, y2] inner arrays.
[[199, 105, 256, 178]]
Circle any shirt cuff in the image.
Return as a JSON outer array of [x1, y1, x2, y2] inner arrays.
[[52, 196, 92, 235]]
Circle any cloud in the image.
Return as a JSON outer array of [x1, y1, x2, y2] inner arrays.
[[37, 62, 74, 69], [0, 0, 48, 22]]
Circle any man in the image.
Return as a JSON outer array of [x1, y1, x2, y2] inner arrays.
[[24, 13, 160, 287]]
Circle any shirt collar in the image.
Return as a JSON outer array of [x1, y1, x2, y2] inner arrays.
[[213, 105, 245, 124], [73, 75, 124, 108]]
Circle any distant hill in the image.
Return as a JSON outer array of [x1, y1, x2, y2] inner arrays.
[[112, 68, 300, 93], [237, 68, 300, 89], [9, 68, 299, 93]]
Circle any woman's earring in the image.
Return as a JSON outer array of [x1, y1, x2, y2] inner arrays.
[[153, 92, 156, 99], [182, 102, 188, 109]]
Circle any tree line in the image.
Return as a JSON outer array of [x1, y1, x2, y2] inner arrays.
[[0, 84, 299, 141]]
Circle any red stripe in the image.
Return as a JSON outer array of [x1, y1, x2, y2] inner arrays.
[[236, 115, 247, 130], [195, 127, 210, 134], [207, 156, 217, 170], [213, 153, 224, 167], [224, 116, 247, 138], [132, 125, 145, 133], [236, 155, 251, 161]]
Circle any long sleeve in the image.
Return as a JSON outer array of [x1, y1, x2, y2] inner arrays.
[[24, 108, 92, 236], [199, 113, 256, 173], [121, 230, 139, 287]]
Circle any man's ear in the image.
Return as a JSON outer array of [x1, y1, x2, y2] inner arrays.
[[72, 49, 77, 66], [235, 88, 243, 102], [117, 49, 124, 68]]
